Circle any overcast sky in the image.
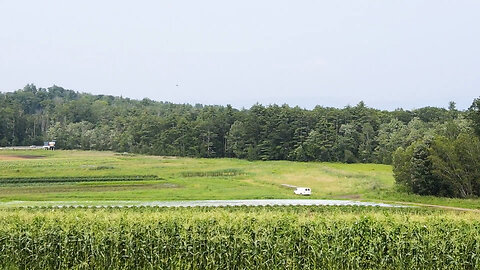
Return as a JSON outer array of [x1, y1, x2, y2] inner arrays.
[[1, 1, 479, 110]]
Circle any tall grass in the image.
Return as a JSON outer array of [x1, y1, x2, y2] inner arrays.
[[0, 206, 478, 269]]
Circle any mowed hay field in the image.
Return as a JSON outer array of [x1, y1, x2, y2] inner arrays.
[[0, 149, 479, 209], [0, 150, 392, 201]]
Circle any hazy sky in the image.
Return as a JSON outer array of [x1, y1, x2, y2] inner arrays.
[[1, 1, 479, 110]]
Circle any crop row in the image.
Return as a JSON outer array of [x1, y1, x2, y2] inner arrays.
[[0, 207, 478, 269], [181, 168, 247, 177], [0, 175, 159, 184]]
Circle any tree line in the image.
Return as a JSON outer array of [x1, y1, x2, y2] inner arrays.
[[1, 84, 480, 197], [0, 84, 459, 161], [393, 100, 480, 198]]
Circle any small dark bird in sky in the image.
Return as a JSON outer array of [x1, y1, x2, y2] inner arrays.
[[176, 84, 179, 87]]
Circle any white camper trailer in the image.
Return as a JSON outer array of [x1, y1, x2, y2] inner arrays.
[[294, 187, 311, 196], [43, 141, 56, 150]]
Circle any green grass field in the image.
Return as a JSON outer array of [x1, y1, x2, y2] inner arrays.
[[1, 149, 479, 209]]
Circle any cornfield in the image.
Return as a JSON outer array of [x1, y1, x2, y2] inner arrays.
[[0, 206, 478, 269]]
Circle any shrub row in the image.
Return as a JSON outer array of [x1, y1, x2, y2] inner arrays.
[[0, 175, 158, 184], [181, 168, 247, 178]]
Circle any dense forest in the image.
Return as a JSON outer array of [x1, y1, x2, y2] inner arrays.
[[0, 84, 465, 162], [1, 84, 480, 197]]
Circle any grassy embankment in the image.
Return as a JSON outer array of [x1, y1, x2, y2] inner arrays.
[[0, 149, 479, 209]]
